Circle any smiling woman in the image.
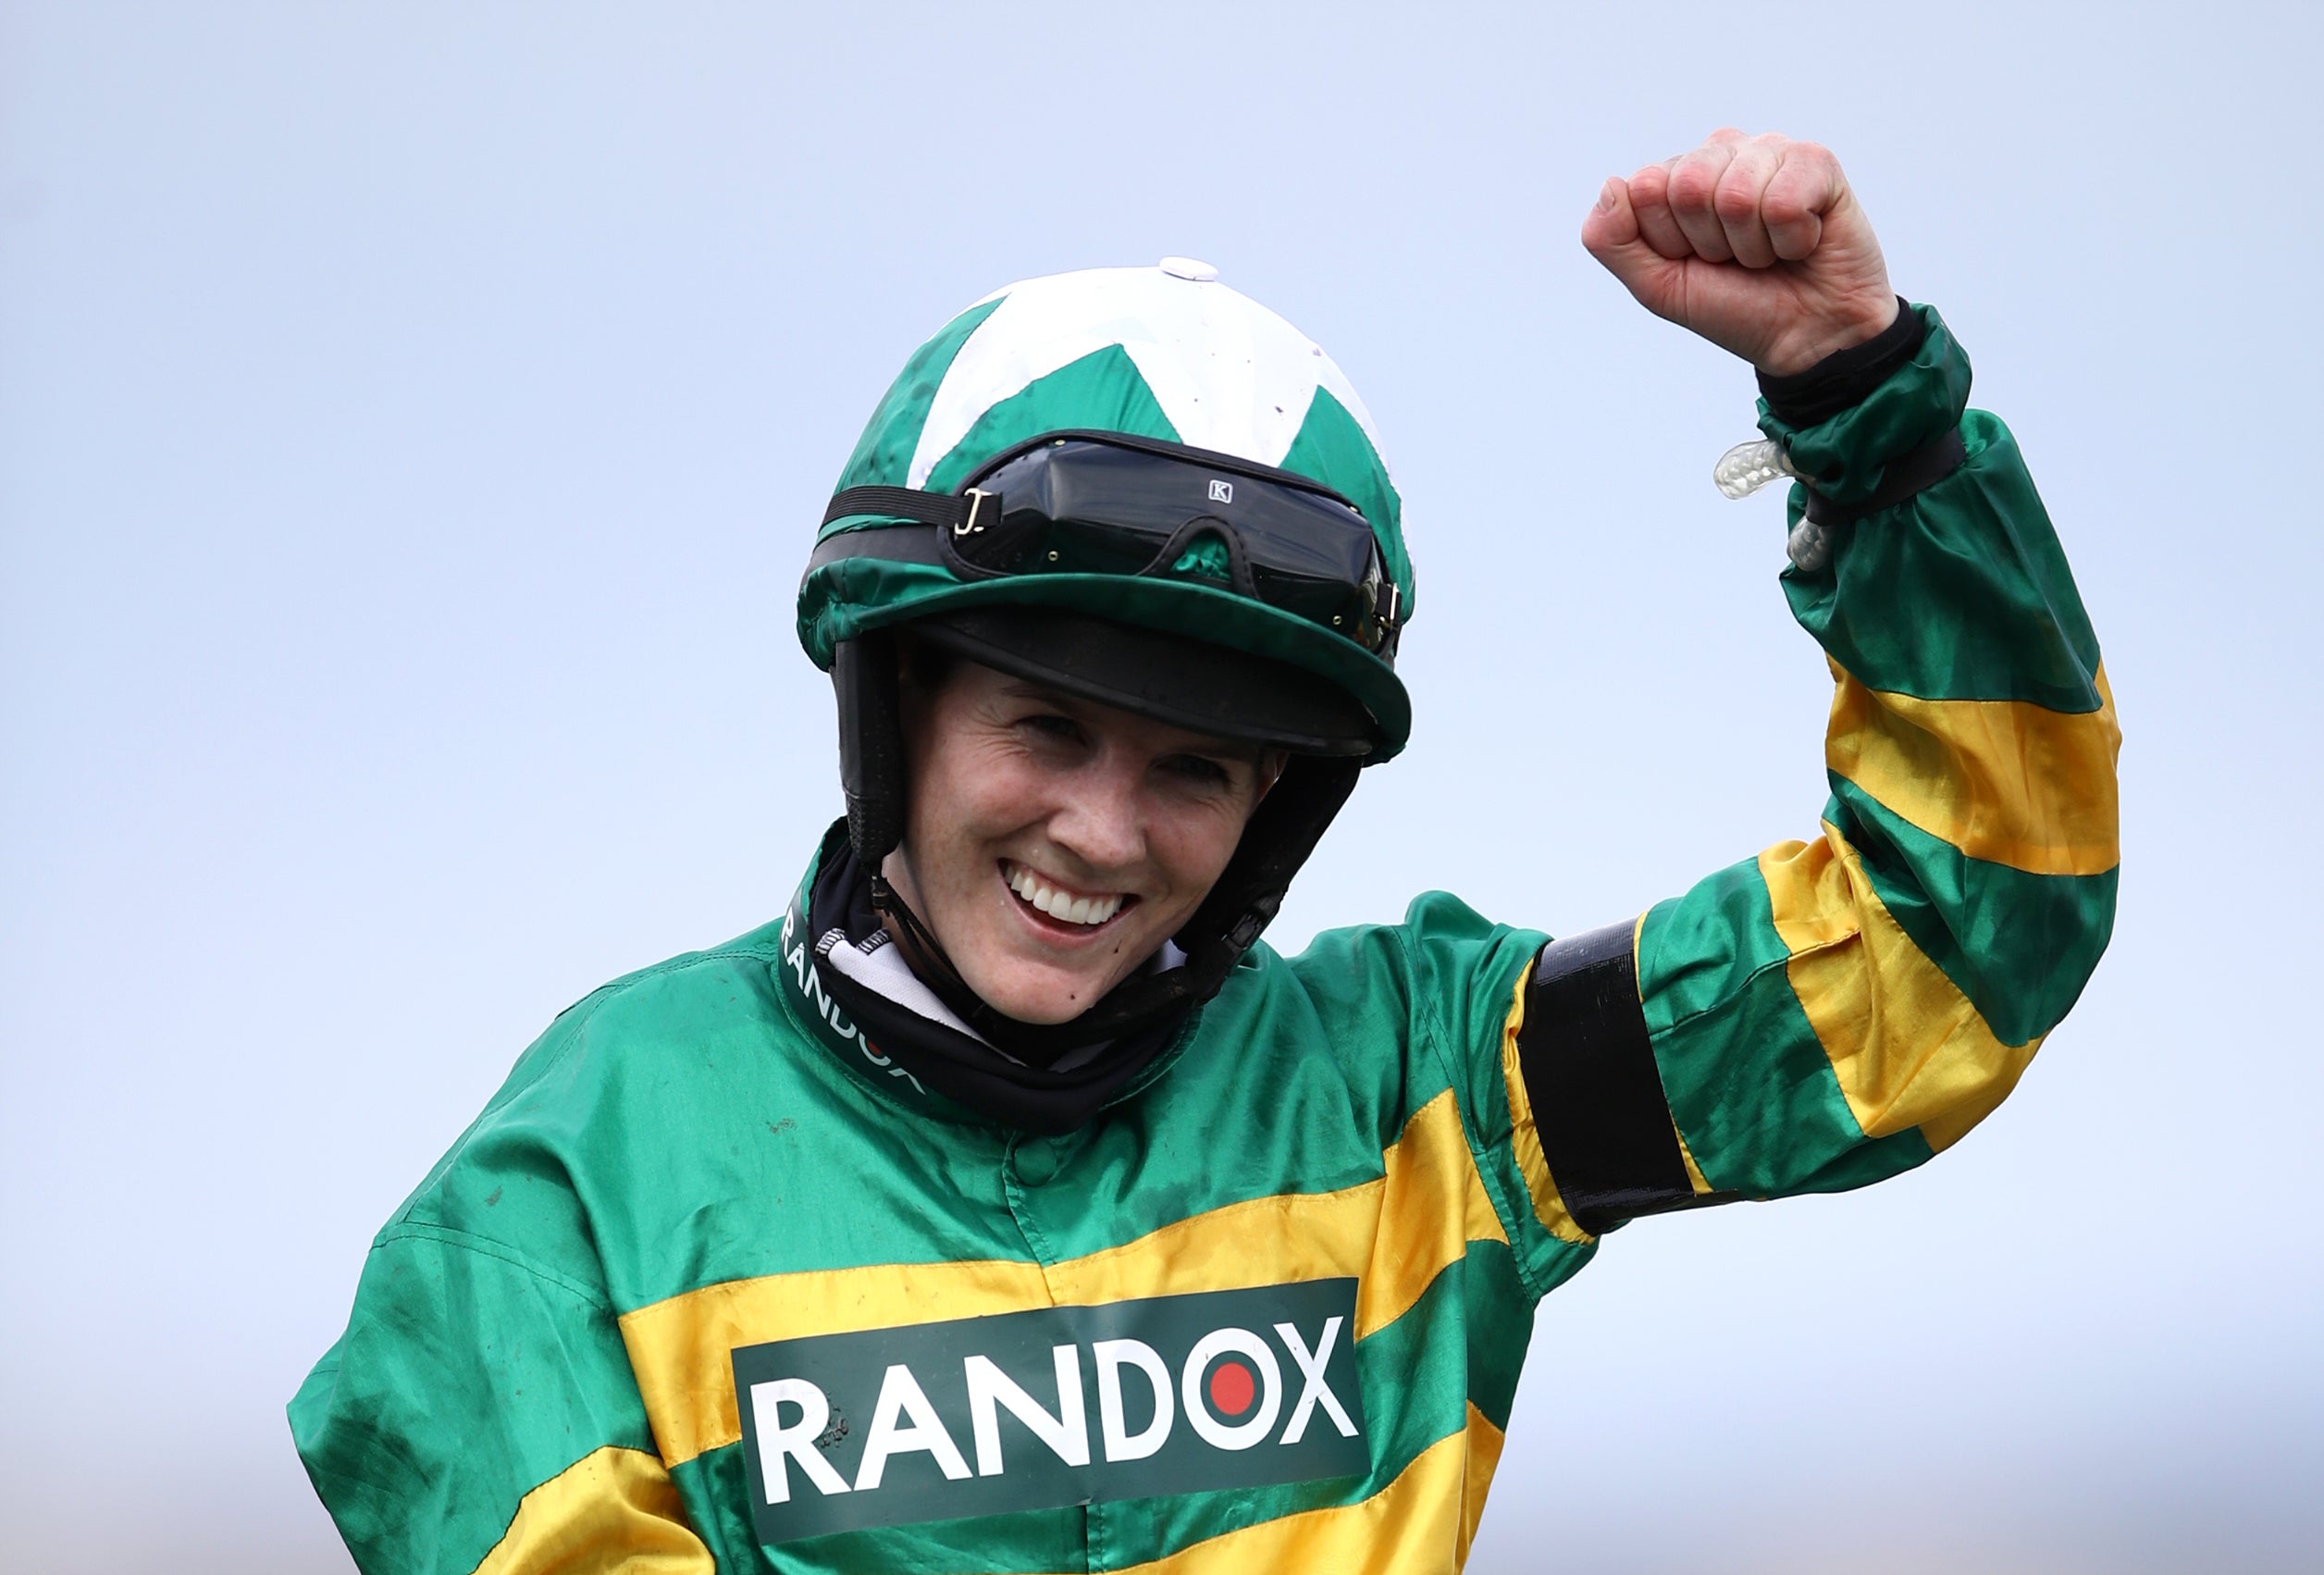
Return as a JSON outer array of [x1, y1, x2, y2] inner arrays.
[[886, 657, 1280, 1025], [291, 196, 2118, 1575]]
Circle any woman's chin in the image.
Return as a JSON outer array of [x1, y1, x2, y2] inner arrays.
[[985, 987, 1103, 1027], [959, 960, 1123, 1027]]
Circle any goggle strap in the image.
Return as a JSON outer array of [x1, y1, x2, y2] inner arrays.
[[824, 484, 991, 534]]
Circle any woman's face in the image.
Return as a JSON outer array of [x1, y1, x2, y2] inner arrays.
[[884, 657, 1279, 1026]]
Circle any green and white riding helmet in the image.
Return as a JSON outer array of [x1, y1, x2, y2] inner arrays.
[[797, 258, 1416, 1041]]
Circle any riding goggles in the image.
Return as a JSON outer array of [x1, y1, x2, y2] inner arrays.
[[819, 430, 1403, 657]]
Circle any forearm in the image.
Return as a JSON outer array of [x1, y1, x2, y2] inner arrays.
[[1514, 308, 2120, 1228]]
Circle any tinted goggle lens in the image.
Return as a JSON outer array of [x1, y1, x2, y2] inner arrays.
[[948, 436, 1396, 651]]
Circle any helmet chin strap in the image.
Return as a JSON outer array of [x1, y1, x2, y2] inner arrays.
[[859, 862, 1070, 1062]]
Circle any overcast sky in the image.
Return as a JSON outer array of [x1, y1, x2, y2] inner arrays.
[[3, 4, 2318, 1571]]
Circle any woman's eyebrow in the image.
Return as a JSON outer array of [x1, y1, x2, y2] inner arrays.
[[1195, 739, 1270, 766], [1158, 733, 1270, 768], [997, 679, 1081, 709], [997, 681, 1266, 764]]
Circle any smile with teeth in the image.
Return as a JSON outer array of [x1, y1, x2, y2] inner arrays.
[[1004, 862, 1130, 927]]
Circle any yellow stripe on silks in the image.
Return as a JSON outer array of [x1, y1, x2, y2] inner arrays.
[[1823, 659, 2121, 877], [1043, 1178, 1378, 1319], [1363, 1090, 1508, 1335], [622, 1258, 1055, 1467], [469, 1446, 712, 1575], [625, 1093, 1510, 1468], [1673, 1128, 1715, 1196], [1497, 967, 1594, 1246], [1760, 825, 2042, 1155], [1111, 1423, 1473, 1574], [1456, 1402, 1508, 1570], [1040, 1088, 1503, 1340]]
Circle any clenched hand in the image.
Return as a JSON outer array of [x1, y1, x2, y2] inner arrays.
[[1581, 130, 1898, 377]]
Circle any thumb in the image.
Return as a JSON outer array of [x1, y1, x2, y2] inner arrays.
[[1579, 176, 1680, 316]]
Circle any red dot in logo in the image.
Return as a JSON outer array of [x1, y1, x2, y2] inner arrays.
[[1208, 1359, 1256, 1417]]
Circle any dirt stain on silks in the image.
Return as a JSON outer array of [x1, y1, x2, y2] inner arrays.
[[767, 1118, 797, 1137], [815, 1412, 849, 1451], [484, 1187, 502, 1207]]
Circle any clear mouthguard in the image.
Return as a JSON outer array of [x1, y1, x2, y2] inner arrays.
[[1713, 438, 1831, 572], [1713, 438, 1797, 499]]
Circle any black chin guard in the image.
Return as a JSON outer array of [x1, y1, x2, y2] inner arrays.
[[833, 630, 907, 865]]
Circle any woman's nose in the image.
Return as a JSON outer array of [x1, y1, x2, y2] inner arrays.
[[1045, 762, 1144, 874]]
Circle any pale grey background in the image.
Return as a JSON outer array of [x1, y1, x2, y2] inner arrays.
[[3, 4, 2317, 1571]]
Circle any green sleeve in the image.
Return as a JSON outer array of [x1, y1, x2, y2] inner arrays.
[[289, 1011, 713, 1575], [1636, 305, 2121, 1201]]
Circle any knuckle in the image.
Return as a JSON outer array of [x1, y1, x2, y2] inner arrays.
[[1666, 164, 1717, 209], [1761, 186, 1811, 226], [1712, 175, 1762, 221]]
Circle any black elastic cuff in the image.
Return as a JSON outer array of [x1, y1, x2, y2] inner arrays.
[[1514, 924, 1737, 1234], [1757, 297, 1922, 427], [1799, 426, 1968, 528]]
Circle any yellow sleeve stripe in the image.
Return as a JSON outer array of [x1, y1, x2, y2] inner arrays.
[[1824, 659, 2120, 877], [1497, 964, 1595, 1246], [1456, 1402, 1509, 1569], [1761, 824, 2041, 1155], [623, 1091, 1509, 1469], [468, 1445, 712, 1575]]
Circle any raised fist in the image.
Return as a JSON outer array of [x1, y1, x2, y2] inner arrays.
[[1581, 130, 1898, 376]]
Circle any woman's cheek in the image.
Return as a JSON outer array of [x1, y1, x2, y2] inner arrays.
[[1181, 799, 1255, 882]]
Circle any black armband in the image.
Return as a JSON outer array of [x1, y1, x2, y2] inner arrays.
[[1514, 924, 1739, 1234]]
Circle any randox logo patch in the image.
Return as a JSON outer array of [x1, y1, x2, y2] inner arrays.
[[731, 1279, 1367, 1545]]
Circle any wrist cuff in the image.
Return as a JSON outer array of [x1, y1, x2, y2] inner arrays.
[[1756, 296, 1922, 427], [1757, 304, 1973, 509]]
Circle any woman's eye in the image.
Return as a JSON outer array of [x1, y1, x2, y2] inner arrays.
[[1161, 754, 1231, 788], [1021, 713, 1084, 745]]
